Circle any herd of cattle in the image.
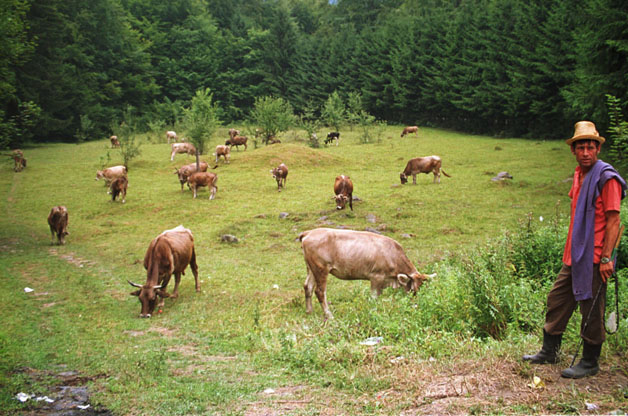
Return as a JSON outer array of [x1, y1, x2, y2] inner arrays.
[[39, 125, 450, 319]]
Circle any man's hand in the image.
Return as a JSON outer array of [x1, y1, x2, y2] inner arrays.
[[599, 260, 614, 283]]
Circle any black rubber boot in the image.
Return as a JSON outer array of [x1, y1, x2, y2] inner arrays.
[[522, 330, 562, 364], [561, 342, 601, 379]]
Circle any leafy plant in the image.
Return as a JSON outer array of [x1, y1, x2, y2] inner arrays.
[[111, 106, 142, 170], [321, 91, 345, 132], [250, 96, 295, 145], [183, 88, 220, 159], [74, 114, 94, 144], [606, 94, 628, 173]]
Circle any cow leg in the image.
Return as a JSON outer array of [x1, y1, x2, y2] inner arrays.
[[370, 281, 382, 298], [122, 187, 126, 204], [303, 266, 316, 314], [433, 170, 440, 184], [349, 195, 353, 211], [412, 174, 417, 185], [171, 151, 176, 161], [190, 249, 200, 292], [171, 273, 181, 298], [193, 186, 197, 199], [311, 268, 332, 319], [210, 185, 216, 200], [50, 228, 56, 245]]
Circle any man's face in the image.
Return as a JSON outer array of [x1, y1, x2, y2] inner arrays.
[[571, 140, 600, 171]]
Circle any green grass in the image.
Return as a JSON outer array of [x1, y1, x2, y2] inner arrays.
[[1, 126, 625, 415]]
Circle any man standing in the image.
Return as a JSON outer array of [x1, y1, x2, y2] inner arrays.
[[523, 121, 626, 378]]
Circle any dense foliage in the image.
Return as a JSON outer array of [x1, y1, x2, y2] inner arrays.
[[2, 0, 628, 145]]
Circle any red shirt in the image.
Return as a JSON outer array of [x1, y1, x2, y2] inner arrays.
[[563, 166, 622, 265]]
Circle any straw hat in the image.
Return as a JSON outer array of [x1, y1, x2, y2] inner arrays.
[[565, 121, 605, 145]]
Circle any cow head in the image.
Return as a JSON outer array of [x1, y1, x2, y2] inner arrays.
[[96, 170, 104, 180], [397, 272, 435, 293], [128, 280, 169, 318], [400, 173, 408, 184], [59, 230, 69, 245], [335, 194, 349, 210]]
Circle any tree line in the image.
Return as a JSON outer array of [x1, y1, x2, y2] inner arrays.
[[1, 0, 627, 148]]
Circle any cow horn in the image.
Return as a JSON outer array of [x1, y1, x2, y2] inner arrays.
[[152, 284, 163, 289], [128, 280, 142, 288]]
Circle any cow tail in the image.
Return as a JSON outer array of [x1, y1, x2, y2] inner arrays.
[[298, 231, 310, 242], [441, 169, 451, 177]]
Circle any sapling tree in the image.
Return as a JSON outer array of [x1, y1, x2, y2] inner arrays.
[[250, 96, 295, 145], [111, 106, 142, 170], [183, 88, 220, 171], [321, 90, 345, 132]]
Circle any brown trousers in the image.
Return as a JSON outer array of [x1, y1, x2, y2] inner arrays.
[[543, 263, 606, 345]]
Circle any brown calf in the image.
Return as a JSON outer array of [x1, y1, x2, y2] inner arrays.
[[110, 135, 120, 148], [214, 145, 230, 164], [11, 149, 26, 172], [47, 206, 69, 245], [271, 163, 288, 190], [174, 161, 209, 192], [188, 171, 218, 200], [334, 175, 353, 211], [110, 176, 128, 203], [225, 135, 248, 151]]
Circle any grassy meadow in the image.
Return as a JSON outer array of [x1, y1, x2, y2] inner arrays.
[[2, 126, 626, 415]]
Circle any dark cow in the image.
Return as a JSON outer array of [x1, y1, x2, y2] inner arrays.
[[400, 156, 451, 185], [110, 176, 127, 203], [325, 131, 340, 146], [128, 226, 200, 318], [271, 163, 288, 190], [334, 175, 353, 211], [110, 135, 120, 148], [47, 206, 69, 245], [299, 228, 435, 319], [228, 128, 240, 140], [188, 171, 218, 200], [174, 161, 209, 192], [225, 135, 248, 151], [400, 126, 419, 137]]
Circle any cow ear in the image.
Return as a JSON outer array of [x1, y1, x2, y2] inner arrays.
[[397, 274, 411, 286], [157, 289, 170, 298], [130, 289, 140, 296]]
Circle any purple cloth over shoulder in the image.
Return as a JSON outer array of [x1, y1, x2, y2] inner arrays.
[[571, 160, 626, 301]]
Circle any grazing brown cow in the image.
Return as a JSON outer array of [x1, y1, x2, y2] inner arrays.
[[110, 135, 120, 148], [47, 206, 69, 245], [11, 149, 26, 172], [225, 135, 248, 151], [170, 142, 196, 161], [400, 126, 419, 137], [110, 176, 127, 203], [325, 132, 340, 146], [188, 171, 218, 199], [299, 228, 435, 319], [334, 175, 353, 211], [128, 226, 200, 318], [400, 155, 451, 185], [174, 161, 209, 192], [213, 145, 230, 163], [271, 163, 288, 190], [96, 165, 127, 188], [228, 128, 240, 140], [166, 130, 177, 144]]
